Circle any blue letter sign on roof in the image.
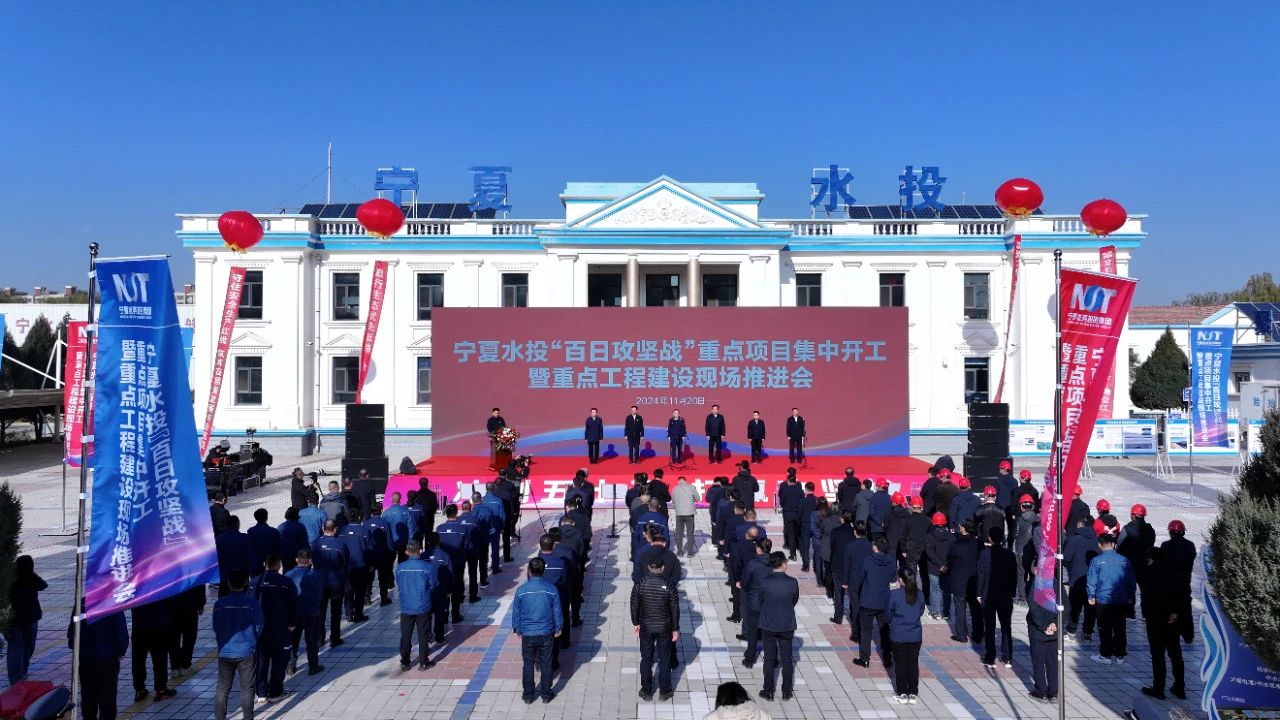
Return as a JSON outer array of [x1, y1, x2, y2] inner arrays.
[[468, 166, 512, 213]]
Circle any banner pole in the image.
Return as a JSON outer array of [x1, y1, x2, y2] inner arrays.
[[1053, 248, 1065, 720], [70, 242, 100, 720], [1187, 361, 1196, 501]]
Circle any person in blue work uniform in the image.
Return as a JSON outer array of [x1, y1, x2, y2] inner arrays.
[[68, 604, 129, 720], [424, 532, 456, 640], [666, 409, 687, 465], [216, 515, 256, 598], [436, 505, 470, 623], [310, 520, 350, 647], [247, 509, 281, 578], [212, 570, 264, 720], [481, 482, 508, 573], [299, 495, 327, 545], [535, 534, 569, 671], [250, 554, 296, 701], [867, 479, 892, 539], [339, 508, 372, 622], [364, 505, 395, 606], [886, 566, 926, 704], [277, 507, 310, 572], [383, 492, 413, 563], [459, 499, 491, 597], [285, 548, 324, 676], [396, 540, 438, 671], [513, 557, 562, 704]]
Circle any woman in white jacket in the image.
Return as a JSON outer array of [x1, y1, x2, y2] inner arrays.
[[703, 682, 774, 720]]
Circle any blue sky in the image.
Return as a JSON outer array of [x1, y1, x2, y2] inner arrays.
[[1, 1, 1275, 303]]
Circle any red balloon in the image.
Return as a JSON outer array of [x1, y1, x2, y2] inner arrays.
[[217, 211, 263, 253], [356, 198, 405, 238], [1080, 199, 1127, 236], [994, 178, 1044, 219]]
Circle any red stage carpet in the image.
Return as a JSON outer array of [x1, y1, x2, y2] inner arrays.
[[397, 453, 960, 508]]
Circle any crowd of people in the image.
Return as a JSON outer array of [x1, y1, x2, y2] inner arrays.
[[49, 456, 1201, 719]]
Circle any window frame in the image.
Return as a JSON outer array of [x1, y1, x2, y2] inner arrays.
[[331, 356, 359, 405], [963, 272, 991, 321], [501, 272, 529, 308], [332, 272, 361, 321], [795, 273, 822, 307], [416, 272, 444, 321], [237, 270, 264, 320], [879, 272, 905, 307], [233, 356, 263, 406], [964, 357, 991, 404], [416, 356, 433, 405]]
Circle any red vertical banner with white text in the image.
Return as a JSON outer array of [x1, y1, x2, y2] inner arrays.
[[1031, 268, 1136, 611], [201, 267, 246, 456], [356, 260, 389, 404], [993, 235, 1022, 403], [1097, 245, 1118, 418], [64, 321, 92, 467]]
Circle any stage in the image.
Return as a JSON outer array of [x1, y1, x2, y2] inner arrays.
[[385, 453, 960, 509]]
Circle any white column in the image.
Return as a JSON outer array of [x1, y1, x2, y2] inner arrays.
[[925, 260, 948, 428], [558, 254, 577, 307], [462, 259, 483, 307], [626, 255, 640, 308], [687, 255, 701, 307], [842, 260, 862, 306]]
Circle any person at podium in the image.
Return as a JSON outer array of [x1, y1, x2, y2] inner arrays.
[[666, 409, 687, 466], [487, 408, 506, 469], [625, 406, 645, 464], [584, 408, 604, 464]]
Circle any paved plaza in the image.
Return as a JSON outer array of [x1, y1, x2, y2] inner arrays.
[[0, 443, 1231, 719]]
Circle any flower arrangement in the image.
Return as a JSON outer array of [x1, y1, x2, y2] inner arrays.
[[493, 426, 521, 452]]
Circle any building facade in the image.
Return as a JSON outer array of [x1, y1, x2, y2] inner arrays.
[[178, 176, 1146, 456]]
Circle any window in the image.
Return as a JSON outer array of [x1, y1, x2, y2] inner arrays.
[[331, 357, 359, 405], [416, 273, 444, 321], [416, 356, 432, 404], [796, 273, 822, 307], [501, 273, 528, 307], [238, 270, 263, 320], [702, 273, 738, 306], [333, 272, 360, 320], [1233, 371, 1252, 393], [646, 274, 680, 307], [963, 273, 990, 320], [587, 273, 622, 307], [879, 273, 905, 307], [234, 356, 262, 405], [964, 357, 990, 404]]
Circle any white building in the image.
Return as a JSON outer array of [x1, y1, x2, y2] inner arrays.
[[178, 176, 1147, 456]]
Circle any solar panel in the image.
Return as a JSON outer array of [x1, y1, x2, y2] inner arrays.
[[846, 206, 872, 219], [976, 205, 1004, 219], [868, 206, 892, 220], [317, 204, 345, 218], [941, 206, 960, 219], [298, 203, 324, 216], [956, 205, 980, 219]]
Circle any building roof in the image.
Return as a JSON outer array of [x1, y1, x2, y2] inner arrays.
[[297, 203, 496, 220], [1129, 305, 1214, 327], [843, 204, 1041, 220]]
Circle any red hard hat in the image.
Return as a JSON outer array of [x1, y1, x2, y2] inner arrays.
[[958, 477, 971, 489], [1019, 469, 1032, 480], [1168, 519, 1186, 534], [1073, 486, 1083, 496], [1019, 494, 1035, 505], [891, 491, 905, 506], [1096, 499, 1111, 513], [939, 468, 952, 478], [1093, 519, 1108, 536], [909, 496, 923, 508], [931, 512, 947, 526], [876, 478, 890, 489], [999, 460, 1012, 471], [1131, 503, 1147, 517], [983, 485, 997, 496]]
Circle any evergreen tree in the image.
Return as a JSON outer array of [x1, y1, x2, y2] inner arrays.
[[0, 330, 18, 391], [0, 483, 22, 631], [1130, 327, 1188, 410], [17, 316, 57, 389], [1209, 410, 1280, 669]]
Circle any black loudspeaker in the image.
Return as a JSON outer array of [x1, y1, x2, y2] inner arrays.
[[342, 456, 389, 482], [965, 402, 1010, 485], [344, 403, 386, 459], [967, 428, 1007, 446], [967, 414, 1009, 431], [964, 455, 1009, 483], [967, 402, 1009, 418], [967, 441, 1009, 457]]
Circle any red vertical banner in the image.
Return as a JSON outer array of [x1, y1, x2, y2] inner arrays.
[[201, 267, 246, 456], [1097, 245, 1118, 418], [64, 321, 92, 467], [1032, 268, 1136, 611], [356, 260, 389, 404], [993, 234, 1022, 403]]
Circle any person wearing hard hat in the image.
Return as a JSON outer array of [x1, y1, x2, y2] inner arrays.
[[1015, 469, 1039, 509], [1065, 486, 1090, 532], [994, 461, 1020, 550], [1117, 504, 1156, 584], [974, 487, 1004, 545], [1062, 515, 1101, 641], [948, 478, 979, 533], [1095, 499, 1119, 535], [884, 492, 912, 561], [867, 479, 892, 539], [1161, 520, 1197, 644], [1012, 495, 1040, 604], [923, 512, 953, 620], [933, 469, 959, 521]]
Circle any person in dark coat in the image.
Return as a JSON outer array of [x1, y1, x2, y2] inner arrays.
[[131, 596, 175, 702], [486, 408, 506, 469], [949, 478, 980, 532], [757, 552, 799, 702], [943, 521, 982, 643], [5, 555, 46, 684], [171, 585, 207, 677], [933, 470, 959, 520], [364, 505, 396, 605], [918, 467, 940, 516], [247, 509, 282, 578], [631, 557, 679, 701], [425, 533, 456, 641], [1096, 499, 1119, 534], [826, 513, 856, 627], [835, 468, 861, 514], [853, 537, 897, 667], [1026, 600, 1059, 701], [977, 526, 1018, 667], [351, 470, 377, 521], [778, 471, 805, 560], [706, 478, 726, 553], [1015, 469, 1040, 509], [584, 408, 604, 463], [732, 463, 758, 510], [886, 566, 926, 703], [209, 492, 231, 537], [1065, 486, 1091, 534], [340, 508, 373, 621], [288, 468, 313, 511], [311, 520, 350, 645], [746, 410, 766, 464], [974, 487, 1005, 544], [649, 469, 672, 505], [901, 497, 931, 600], [884, 492, 911, 559], [277, 507, 311, 573], [1140, 547, 1190, 700], [251, 554, 297, 700], [841, 523, 873, 644], [800, 483, 818, 573], [414, 476, 440, 539], [818, 504, 841, 598], [705, 404, 727, 463], [738, 539, 773, 667], [666, 409, 687, 465], [923, 513, 953, 619], [1161, 519, 1197, 643], [285, 549, 325, 676], [458, 500, 490, 601], [994, 461, 1020, 549], [785, 408, 806, 462], [216, 515, 256, 597], [624, 405, 645, 464], [69, 607, 129, 720], [1117, 504, 1156, 583], [1062, 515, 1100, 639], [867, 480, 892, 537]]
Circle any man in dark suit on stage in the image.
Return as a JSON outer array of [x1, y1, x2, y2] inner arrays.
[[786, 408, 806, 463], [624, 406, 645, 464], [747, 411, 766, 464], [705, 404, 726, 463], [667, 410, 687, 465], [584, 408, 604, 464], [487, 408, 506, 469]]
